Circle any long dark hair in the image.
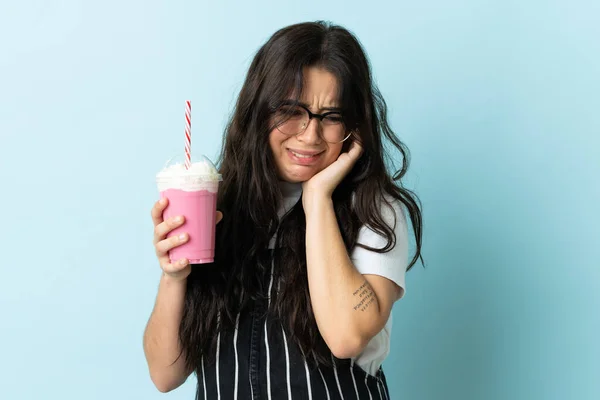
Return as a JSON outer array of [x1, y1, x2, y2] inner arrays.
[[179, 21, 423, 373]]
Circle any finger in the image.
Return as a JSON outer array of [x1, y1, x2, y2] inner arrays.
[[349, 140, 363, 158], [161, 258, 191, 277], [156, 251, 171, 268], [216, 211, 223, 224], [343, 141, 363, 164], [155, 232, 188, 255], [153, 215, 185, 243], [151, 198, 168, 226]]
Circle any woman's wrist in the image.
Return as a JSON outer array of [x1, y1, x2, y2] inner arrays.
[[302, 189, 333, 216], [161, 271, 189, 286]]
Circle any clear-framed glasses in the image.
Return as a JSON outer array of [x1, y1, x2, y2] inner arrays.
[[273, 103, 352, 144]]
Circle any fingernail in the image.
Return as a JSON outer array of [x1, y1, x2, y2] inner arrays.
[[179, 259, 188, 266], [174, 216, 182, 223], [178, 233, 187, 241]]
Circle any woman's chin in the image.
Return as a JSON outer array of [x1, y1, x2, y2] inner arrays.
[[283, 175, 312, 184], [281, 166, 319, 183]]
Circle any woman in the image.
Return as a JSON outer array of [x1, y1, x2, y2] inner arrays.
[[144, 21, 423, 400]]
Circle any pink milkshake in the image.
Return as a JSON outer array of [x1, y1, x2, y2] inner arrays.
[[156, 155, 222, 264]]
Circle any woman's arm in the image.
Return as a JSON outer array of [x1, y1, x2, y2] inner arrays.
[[304, 194, 401, 359], [143, 274, 192, 392]]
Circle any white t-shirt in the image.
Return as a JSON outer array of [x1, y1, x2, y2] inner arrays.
[[270, 181, 409, 376]]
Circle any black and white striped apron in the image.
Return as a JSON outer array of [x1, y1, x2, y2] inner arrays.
[[195, 260, 392, 400]]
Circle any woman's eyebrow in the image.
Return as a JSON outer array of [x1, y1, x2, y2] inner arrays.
[[281, 99, 342, 112]]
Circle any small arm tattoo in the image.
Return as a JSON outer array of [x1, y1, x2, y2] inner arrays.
[[352, 280, 377, 311]]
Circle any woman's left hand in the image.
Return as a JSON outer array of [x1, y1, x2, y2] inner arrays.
[[302, 140, 363, 210]]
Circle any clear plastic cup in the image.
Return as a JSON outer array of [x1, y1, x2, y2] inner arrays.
[[156, 155, 222, 264]]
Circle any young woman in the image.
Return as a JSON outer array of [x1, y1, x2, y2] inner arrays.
[[144, 21, 423, 400]]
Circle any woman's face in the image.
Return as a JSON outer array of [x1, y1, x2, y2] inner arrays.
[[269, 67, 345, 183]]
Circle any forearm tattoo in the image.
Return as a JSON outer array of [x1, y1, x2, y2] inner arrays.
[[352, 280, 377, 311]]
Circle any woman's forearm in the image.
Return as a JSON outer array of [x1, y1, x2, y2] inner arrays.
[[143, 274, 191, 392], [304, 195, 387, 359]]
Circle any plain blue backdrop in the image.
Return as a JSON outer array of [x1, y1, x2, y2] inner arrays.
[[1, 1, 598, 399]]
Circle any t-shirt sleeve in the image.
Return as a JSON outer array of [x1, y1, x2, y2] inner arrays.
[[349, 197, 409, 299]]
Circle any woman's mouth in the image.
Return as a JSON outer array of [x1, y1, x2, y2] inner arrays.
[[287, 149, 324, 165]]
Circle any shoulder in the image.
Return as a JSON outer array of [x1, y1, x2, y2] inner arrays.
[[379, 193, 408, 231], [352, 191, 409, 247], [350, 191, 409, 298]]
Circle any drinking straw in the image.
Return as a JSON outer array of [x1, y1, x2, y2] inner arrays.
[[184, 100, 191, 170]]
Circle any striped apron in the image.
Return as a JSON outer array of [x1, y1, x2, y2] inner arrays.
[[196, 260, 392, 400]]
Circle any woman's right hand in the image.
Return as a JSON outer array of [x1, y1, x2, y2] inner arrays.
[[151, 198, 223, 281]]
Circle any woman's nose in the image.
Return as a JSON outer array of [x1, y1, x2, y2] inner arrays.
[[297, 118, 322, 144]]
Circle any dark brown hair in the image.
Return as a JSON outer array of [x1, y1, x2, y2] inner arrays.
[[178, 21, 423, 373]]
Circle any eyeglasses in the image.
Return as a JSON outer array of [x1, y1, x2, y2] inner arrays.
[[273, 103, 352, 144]]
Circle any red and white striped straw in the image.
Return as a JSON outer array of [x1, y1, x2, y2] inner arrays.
[[184, 100, 191, 170]]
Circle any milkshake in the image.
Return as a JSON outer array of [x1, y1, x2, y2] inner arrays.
[[156, 155, 222, 264]]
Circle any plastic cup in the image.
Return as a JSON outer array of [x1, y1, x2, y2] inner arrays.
[[155, 155, 222, 264]]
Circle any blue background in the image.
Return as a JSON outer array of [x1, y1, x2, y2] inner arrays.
[[1, 1, 598, 399]]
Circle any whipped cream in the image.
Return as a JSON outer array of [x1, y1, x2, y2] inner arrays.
[[156, 160, 222, 192]]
